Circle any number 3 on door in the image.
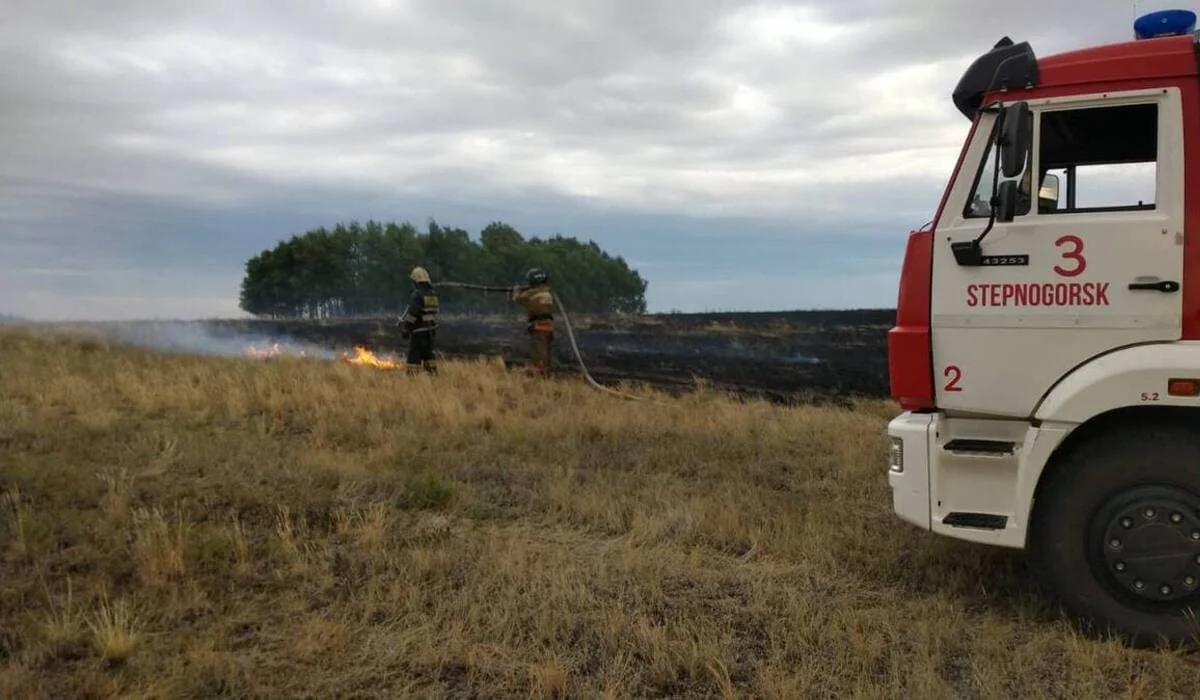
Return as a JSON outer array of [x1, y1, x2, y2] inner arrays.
[[943, 365, 964, 392], [1054, 235, 1086, 277]]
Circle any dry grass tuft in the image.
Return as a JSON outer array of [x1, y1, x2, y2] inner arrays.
[[86, 595, 140, 664], [1, 325, 1198, 697], [131, 504, 190, 587]]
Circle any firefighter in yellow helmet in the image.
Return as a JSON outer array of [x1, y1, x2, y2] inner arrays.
[[398, 266, 439, 375], [509, 267, 555, 373]]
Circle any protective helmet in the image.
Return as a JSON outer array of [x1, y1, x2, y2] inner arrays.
[[410, 266, 430, 283], [525, 267, 548, 285]]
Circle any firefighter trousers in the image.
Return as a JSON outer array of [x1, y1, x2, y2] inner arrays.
[[405, 329, 437, 375], [529, 329, 553, 372]]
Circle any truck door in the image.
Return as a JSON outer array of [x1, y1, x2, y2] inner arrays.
[[929, 87, 1185, 418]]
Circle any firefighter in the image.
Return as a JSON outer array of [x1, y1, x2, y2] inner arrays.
[[510, 267, 555, 373], [398, 266, 439, 375]]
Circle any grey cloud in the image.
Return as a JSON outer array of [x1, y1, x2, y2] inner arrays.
[[0, 0, 1156, 318]]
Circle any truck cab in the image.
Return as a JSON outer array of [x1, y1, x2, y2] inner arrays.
[[886, 10, 1200, 648]]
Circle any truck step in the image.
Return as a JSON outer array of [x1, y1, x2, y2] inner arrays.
[[942, 512, 1009, 530], [942, 438, 1016, 455]]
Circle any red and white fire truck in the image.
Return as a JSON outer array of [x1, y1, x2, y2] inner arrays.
[[886, 9, 1200, 647]]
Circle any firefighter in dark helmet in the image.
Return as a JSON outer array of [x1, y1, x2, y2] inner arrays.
[[510, 267, 555, 373], [398, 266, 439, 375]]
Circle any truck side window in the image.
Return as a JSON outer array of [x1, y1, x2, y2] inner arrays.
[[1037, 103, 1157, 213]]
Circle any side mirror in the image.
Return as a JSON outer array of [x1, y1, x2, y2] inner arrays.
[[999, 102, 1031, 179], [1038, 173, 1060, 203], [995, 180, 1019, 222]]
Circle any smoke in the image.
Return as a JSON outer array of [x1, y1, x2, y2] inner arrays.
[[780, 351, 824, 365], [61, 320, 340, 360]]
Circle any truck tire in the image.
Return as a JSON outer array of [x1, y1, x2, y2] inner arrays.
[[1027, 424, 1200, 649]]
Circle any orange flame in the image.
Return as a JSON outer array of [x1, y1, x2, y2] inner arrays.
[[243, 342, 398, 370], [339, 345, 402, 370]]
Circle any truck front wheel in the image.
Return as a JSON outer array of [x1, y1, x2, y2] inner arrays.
[[1028, 424, 1200, 648]]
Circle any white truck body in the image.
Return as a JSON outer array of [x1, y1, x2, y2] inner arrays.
[[889, 85, 1194, 547], [883, 19, 1200, 647]]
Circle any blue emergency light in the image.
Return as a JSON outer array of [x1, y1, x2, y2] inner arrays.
[[1134, 8, 1197, 39]]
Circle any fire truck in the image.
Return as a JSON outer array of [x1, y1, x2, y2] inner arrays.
[[886, 9, 1200, 647]]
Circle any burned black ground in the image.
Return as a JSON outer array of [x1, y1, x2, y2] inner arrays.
[[220, 309, 894, 404]]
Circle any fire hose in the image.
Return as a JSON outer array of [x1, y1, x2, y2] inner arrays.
[[436, 281, 653, 402]]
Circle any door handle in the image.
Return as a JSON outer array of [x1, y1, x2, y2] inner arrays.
[[1128, 279, 1180, 293]]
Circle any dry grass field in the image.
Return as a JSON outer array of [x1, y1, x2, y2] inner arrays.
[[1, 326, 1198, 698]]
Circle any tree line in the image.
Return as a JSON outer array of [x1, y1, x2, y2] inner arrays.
[[237, 219, 649, 318]]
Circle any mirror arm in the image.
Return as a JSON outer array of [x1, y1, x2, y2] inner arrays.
[[951, 145, 1003, 267], [974, 152, 1003, 249]]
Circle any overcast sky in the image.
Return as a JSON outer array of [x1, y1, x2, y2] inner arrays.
[[0, 0, 1163, 319]]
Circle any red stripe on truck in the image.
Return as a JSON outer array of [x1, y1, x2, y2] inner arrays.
[[889, 229, 934, 410]]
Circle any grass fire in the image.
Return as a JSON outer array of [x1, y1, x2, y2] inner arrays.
[[243, 342, 402, 370], [338, 345, 403, 370], [2, 325, 1198, 697]]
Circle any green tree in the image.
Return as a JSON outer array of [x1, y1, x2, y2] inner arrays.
[[237, 218, 649, 318]]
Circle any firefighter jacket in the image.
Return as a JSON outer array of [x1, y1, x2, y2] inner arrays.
[[401, 282, 439, 333], [511, 284, 555, 333]]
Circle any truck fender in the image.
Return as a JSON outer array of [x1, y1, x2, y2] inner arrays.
[[1011, 342, 1200, 545], [1033, 342, 1200, 424]]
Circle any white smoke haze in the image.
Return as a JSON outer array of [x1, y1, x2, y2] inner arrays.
[[35, 319, 343, 360]]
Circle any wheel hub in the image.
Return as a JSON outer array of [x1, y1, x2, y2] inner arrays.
[[1097, 486, 1200, 604]]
